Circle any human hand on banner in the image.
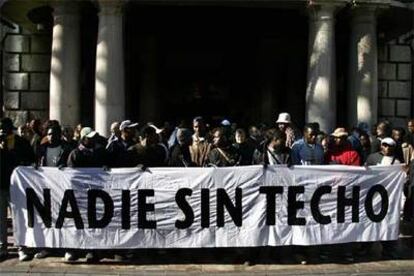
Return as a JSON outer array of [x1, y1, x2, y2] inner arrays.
[[136, 164, 150, 173], [58, 164, 65, 170], [102, 165, 111, 172], [402, 164, 410, 174]]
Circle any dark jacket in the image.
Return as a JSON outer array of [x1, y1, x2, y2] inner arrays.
[[106, 138, 136, 168], [233, 142, 255, 166], [208, 146, 240, 167], [128, 144, 167, 168], [67, 144, 108, 168], [169, 144, 194, 167], [252, 142, 291, 166], [0, 134, 35, 191]]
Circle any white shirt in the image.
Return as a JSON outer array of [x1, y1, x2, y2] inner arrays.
[[46, 145, 62, 167]]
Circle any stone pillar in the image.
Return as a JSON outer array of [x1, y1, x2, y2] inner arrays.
[[95, 0, 125, 137], [49, 3, 81, 127], [306, 5, 337, 133], [348, 7, 378, 128]]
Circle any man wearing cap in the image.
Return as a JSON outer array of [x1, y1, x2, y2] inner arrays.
[[363, 136, 403, 259], [67, 127, 108, 168], [325, 128, 361, 166], [106, 120, 138, 168], [65, 127, 108, 262], [365, 137, 402, 166], [0, 118, 35, 261], [276, 112, 298, 148]]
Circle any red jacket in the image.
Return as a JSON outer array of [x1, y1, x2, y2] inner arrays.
[[325, 144, 361, 166]]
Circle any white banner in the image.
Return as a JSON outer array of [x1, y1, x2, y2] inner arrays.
[[10, 165, 405, 249]]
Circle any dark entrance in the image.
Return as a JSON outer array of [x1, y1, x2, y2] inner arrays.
[[125, 5, 308, 128]]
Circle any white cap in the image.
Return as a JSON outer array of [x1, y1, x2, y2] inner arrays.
[[80, 127, 97, 139], [221, 119, 231, 126], [276, 112, 291, 124], [381, 137, 396, 147], [119, 120, 138, 131]]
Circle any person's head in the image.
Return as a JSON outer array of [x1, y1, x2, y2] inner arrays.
[[212, 127, 227, 148], [276, 112, 291, 132], [276, 112, 291, 131], [110, 122, 121, 137], [381, 137, 396, 157], [193, 116, 206, 137], [80, 127, 97, 148], [321, 135, 330, 153], [29, 119, 42, 135], [62, 126, 74, 142], [120, 120, 138, 141], [47, 125, 62, 145], [408, 119, 414, 134], [18, 124, 30, 140], [359, 132, 371, 148], [176, 128, 192, 146], [268, 129, 286, 152], [376, 121, 392, 138], [0, 118, 15, 136], [303, 123, 319, 144], [330, 128, 348, 147], [140, 126, 158, 147], [73, 123, 83, 141], [235, 129, 246, 144], [248, 125, 261, 139], [392, 127, 405, 143]]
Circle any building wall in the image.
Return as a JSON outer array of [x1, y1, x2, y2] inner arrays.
[[1, 23, 51, 127], [378, 30, 413, 127], [1, 16, 414, 129]]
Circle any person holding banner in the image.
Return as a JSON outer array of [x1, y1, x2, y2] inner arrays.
[[291, 123, 324, 166], [189, 117, 212, 167], [208, 127, 240, 167], [32, 124, 73, 260], [0, 118, 35, 261], [66, 127, 108, 262], [252, 129, 291, 166], [325, 128, 361, 166], [364, 137, 402, 259]]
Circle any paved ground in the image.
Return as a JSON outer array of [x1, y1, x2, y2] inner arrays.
[[0, 223, 413, 275]]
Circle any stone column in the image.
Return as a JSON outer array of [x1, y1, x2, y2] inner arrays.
[[348, 7, 378, 128], [95, 0, 125, 137], [49, 3, 81, 127], [306, 5, 337, 133]]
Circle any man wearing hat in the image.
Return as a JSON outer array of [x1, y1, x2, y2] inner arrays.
[[67, 127, 108, 168], [0, 118, 35, 261], [365, 137, 402, 166], [363, 136, 403, 259], [276, 112, 298, 148], [106, 120, 138, 168], [325, 128, 361, 166]]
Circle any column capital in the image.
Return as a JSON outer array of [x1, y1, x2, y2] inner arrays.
[[349, 5, 378, 24], [51, 1, 82, 16], [97, 0, 125, 15], [307, 2, 344, 21]]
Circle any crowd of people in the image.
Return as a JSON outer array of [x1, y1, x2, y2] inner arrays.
[[0, 112, 413, 263]]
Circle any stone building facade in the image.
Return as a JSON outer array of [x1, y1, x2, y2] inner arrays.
[[1, 0, 413, 137], [1, 22, 51, 127]]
